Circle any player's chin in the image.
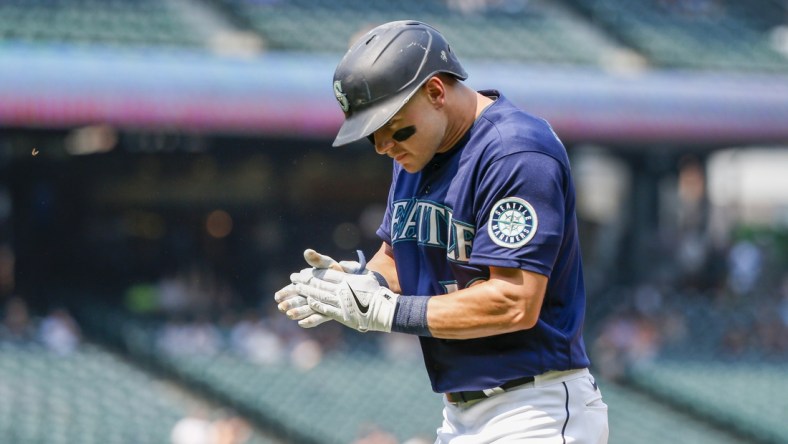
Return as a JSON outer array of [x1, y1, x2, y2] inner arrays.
[[399, 157, 426, 173]]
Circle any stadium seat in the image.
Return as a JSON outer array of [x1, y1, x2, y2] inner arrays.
[[213, 0, 625, 66], [562, 0, 788, 72], [628, 359, 788, 443], [0, 0, 204, 48], [0, 342, 276, 444], [601, 379, 743, 444]]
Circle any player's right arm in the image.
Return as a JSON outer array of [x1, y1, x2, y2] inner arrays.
[[365, 242, 401, 294]]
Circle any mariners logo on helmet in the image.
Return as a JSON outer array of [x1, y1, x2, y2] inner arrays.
[[488, 197, 538, 248], [333, 80, 350, 112]]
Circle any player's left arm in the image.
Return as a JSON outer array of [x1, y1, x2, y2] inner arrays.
[[293, 264, 546, 336], [424, 266, 546, 339]]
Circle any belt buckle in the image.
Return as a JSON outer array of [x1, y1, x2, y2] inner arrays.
[[482, 387, 505, 397], [446, 376, 532, 405]]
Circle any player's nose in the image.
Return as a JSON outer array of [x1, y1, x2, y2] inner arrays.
[[373, 135, 395, 155]]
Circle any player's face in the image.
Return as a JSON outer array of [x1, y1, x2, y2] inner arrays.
[[370, 88, 446, 173]]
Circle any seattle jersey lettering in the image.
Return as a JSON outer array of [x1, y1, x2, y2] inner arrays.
[[391, 199, 475, 263], [446, 217, 474, 263]]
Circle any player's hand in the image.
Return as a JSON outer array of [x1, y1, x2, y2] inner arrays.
[[275, 282, 331, 327], [274, 249, 368, 326], [303, 248, 368, 274], [293, 269, 399, 332]]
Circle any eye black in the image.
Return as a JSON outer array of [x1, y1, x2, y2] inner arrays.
[[392, 126, 416, 142]]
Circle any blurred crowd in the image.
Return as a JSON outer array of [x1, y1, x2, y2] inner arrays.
[[120, 263, 422, 372], [0, 296, 82, 355], [591, 234, 788, 381], [3, 231, 786, 381], [98, 227, 788, 387], [60, 229, 776, 398]]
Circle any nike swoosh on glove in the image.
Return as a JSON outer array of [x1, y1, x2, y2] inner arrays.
[[294, 269, 399, 332]]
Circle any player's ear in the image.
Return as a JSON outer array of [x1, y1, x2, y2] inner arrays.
[[423, 76, 446, 107]]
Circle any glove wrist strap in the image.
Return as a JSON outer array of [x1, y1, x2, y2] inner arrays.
[[391, 295, 432, 337], [370, 270, 389, 288]]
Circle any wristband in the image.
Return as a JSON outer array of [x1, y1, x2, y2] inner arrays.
[[391, 295, 432, 337]]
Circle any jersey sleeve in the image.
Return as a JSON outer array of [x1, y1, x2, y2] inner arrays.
[[470, 151, 568, 276]]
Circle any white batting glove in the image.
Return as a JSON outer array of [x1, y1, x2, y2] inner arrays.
[[304, 248, 369, 275], [293, 269, 399, 333], [275, 283, 331, 327], [274, 249, 371, 327]]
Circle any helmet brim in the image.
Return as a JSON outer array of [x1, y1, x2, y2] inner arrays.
[[331, 83, 419, 147]]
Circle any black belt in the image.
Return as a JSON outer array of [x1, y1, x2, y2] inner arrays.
[[445, 375, 535, 404]]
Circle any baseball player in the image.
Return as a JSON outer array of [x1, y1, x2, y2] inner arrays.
[[275, 20, 609, 443]]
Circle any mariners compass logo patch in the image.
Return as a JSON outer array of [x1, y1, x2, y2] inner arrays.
[[488, 197, 538, 248]]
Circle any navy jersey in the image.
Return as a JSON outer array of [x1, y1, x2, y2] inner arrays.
[[376, 91, 590, 393]]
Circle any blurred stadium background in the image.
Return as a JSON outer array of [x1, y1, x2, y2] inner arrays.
[[0, 0, 787, 443]]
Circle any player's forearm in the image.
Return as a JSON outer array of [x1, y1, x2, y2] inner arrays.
[[424, 280, 543, 339], [427, 284, 538, 339]]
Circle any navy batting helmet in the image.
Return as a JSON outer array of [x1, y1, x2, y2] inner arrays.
[[331, 20, 468, 147]]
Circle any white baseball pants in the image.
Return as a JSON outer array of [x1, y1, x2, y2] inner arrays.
[[435, 368, 608, 443]]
